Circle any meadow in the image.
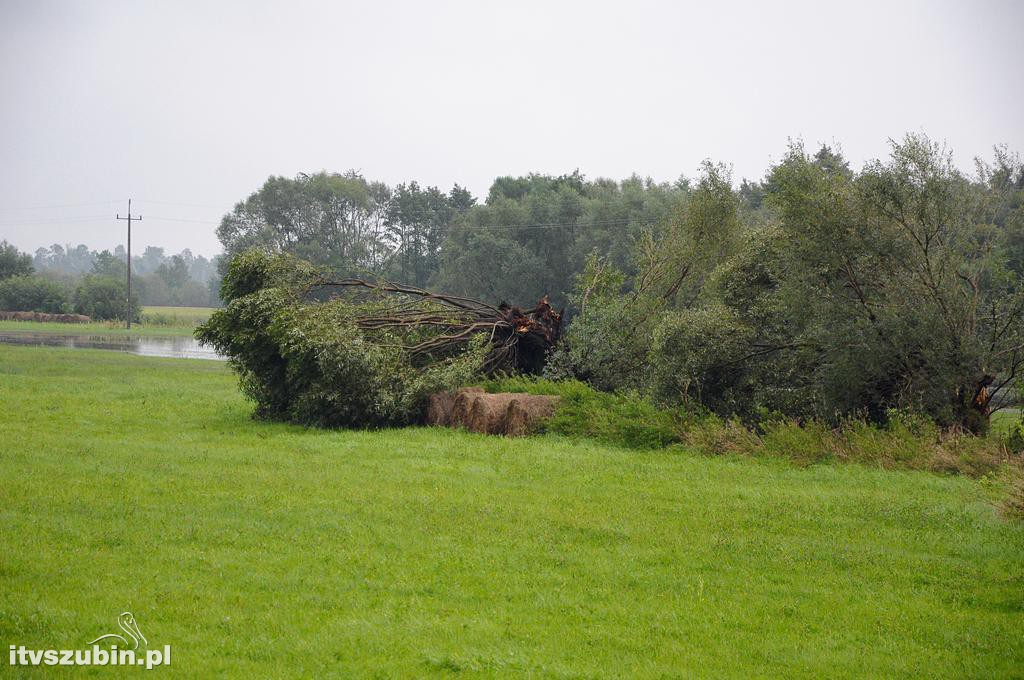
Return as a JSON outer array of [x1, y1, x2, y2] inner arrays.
[[0, 345, 1022, 677]]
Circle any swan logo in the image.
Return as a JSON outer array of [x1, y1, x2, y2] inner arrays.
[[7, 611, 171, 670], [89, 611, 148, 650]]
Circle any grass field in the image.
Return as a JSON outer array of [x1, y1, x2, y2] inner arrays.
[[1, 346, 1022, 677], [0, 306, 217, 338], [141, 305, 218, 326]]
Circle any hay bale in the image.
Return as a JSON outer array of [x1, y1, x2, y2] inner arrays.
[[426, 391, 457, 426], [501, 399, 530, 437], [425, 387, 559, 436], [449, 388, 484, 428], [0, 311, 91, 323]]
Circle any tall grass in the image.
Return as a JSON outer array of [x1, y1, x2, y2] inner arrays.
[[140, 305, 217, 327], [484, 377, 1021, 481]]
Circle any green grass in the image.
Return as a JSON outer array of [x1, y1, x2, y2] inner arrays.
[[141, 305, 218, 326], [484, 376, 682, 449], [0, 306, 217, 338], [991, 408, 1023, 437], [1, 346, 1022, 677], [0, 306, 220, 339], [0, 320, 197, 337]]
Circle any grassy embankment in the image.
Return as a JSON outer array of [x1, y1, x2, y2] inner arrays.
[[1, 345, 1022, 677], [0, 305, 216, 338]]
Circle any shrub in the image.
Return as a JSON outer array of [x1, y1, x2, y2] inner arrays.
[[196, 250, 485, 427], [649, 304, 754, 412], [0, 275, 68, 313], [73, 275, 140, 321], [483, 376, 683, 449]]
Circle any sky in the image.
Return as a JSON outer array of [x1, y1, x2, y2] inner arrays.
[[0, 0, 1021, 257]]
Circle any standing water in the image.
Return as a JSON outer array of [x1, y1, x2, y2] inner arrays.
[[0, 332, 224, 360]]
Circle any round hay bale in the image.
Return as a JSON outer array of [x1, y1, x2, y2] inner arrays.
[[450, 388, 484, 428], [426, 388, 559, 436], [426, 391, 456, 426]]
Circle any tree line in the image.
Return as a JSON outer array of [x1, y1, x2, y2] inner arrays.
[[216, 170, 685, 309], [212, 134, 1024, 433], [0, 242, 222, 320]]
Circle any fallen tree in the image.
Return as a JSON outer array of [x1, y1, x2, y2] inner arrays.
[[197, 250, 563, 427], [307, 278, 562, 375]]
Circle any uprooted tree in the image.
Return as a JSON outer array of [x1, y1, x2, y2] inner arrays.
[[196, 249, 562, 427]]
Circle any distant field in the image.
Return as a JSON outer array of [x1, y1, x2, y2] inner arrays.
[[0, 345, 1021, 677], [141, 305, 218, 326], [0, 320, 197, 337], [0, 306, 218, 338]]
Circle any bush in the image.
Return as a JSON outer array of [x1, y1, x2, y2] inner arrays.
[[483, 374, 1012, 476], [483, 376, 683, 449], [73, 275, 140, 321], [649, 304, 754, 412], [196, 250, 485, 427], [0, 275, 68, 313], [679, 410, 1010, 476]]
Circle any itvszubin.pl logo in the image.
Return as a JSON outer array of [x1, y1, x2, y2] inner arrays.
[[7, 612, 171, 670]]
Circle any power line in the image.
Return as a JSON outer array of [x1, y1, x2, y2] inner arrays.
[[0, 200, 121, 212], [145, 215, 221, 225], [137, 198, 234, 210], [0, 214, 113, 226]]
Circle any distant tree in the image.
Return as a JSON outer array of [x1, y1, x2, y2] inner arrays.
[[134, 246, 166, 275], [385, 182, 475, 287], [812, 144, 853, 177], [33, 243, 95, 276], [0, 241, 33, 280], [217, 171, 394, 277], [0, 275, 67, 313], [156, 255, 191, 289], [91, 250, 126, 278], [74, 275, 139, 321], [434, 172, 684, 309]]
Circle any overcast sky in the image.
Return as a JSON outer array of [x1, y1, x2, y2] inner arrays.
[[0, 0, 1021, 257]]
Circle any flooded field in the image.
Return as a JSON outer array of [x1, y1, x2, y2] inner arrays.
[[0, 332, 223, 360]]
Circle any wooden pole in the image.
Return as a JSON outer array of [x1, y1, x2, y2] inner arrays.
[[116, 200, 142, 329]]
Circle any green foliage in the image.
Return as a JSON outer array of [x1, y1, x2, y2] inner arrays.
[[649, 304, 754, 412], [217, 171, 473, 288], [680, 410, 1011, 477], [576, 135, 1024, 433], [543, 253, 649, 390], [90, 250, 126, 278], [482, 376, 683, 449], [197, 250, 485, 427], [484, 374, 1012, 477], [1006, 421, 1024, 454], [0, 275, 68, 313], [73, 274, 140, 321], [140, 306, 216, 327], [547, 164, 742, 389], [0, 240, 33, 280]]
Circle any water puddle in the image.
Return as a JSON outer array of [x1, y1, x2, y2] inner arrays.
[[0, 332, 224, 360]]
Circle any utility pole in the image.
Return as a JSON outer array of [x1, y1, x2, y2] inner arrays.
[[117, 200, 142, 329]]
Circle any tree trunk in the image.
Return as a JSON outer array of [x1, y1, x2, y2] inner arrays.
[[961, 374, 995, 435]]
